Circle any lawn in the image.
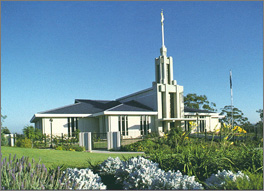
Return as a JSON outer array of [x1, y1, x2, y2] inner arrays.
[[1, 146, 142, 169]]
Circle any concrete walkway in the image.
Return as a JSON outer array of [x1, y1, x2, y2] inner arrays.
[[90, 150, 144, 154]]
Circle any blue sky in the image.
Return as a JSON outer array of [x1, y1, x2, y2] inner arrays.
[[1, 1, 263, 133]]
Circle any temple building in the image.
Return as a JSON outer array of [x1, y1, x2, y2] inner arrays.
[[30, 11, 223, 138]]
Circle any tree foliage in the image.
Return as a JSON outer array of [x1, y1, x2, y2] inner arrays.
[[1, 109, 10, 134], [256, 109, 263, 121], [184, 93, 217, 112], [255, 109, 263, 135], [22, 125, 42, 141], [220, 105, 249, 126], [1, 127, 11, 134]]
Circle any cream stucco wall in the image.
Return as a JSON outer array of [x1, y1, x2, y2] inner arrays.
[[78, 117, 99, 133], [35, 117, 100, 136], [41, 118, 69, 136]]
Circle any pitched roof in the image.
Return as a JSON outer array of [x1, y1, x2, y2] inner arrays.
[[108, 100, 154, 111], [39, 99, 154, 114], [184, 107, 216, 113]]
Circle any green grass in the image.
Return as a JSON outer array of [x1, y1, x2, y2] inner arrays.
[[1, 146, 142, 169]]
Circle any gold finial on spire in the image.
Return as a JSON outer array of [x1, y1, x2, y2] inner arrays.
[[161, 9, 164, 23]]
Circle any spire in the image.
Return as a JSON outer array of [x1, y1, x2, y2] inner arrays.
[[161, 9, 165, 48], [160, 9, 167, 56]]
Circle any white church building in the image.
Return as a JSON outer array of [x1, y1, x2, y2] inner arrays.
[[30, 11, 223, 138]]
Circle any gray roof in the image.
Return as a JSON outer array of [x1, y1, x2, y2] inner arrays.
[[39, 99, 153, 114], [39, 99, 214, 115], [108, 100, 153, 111], [184, 107, 216, 113]]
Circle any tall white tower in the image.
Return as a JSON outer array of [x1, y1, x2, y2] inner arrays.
[[153, 10, 184, 132]]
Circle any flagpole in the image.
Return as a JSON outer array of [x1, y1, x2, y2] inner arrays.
[[230, 70, 234, 129]]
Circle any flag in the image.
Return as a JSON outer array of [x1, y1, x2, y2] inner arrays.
[[230, 70, 232, 89]]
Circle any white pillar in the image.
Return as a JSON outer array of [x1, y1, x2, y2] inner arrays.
[[107, 132, 113, 150], [113, 131, 121, 150], [79, 132, 84, 147], [10, 134, 14, 147], [83, 132, 92, 152]]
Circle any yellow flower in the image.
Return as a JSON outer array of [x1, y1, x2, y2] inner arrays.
[[216, 129, 220, 133], [224, 136, 228, 140], [184, 137, 189, 140], [230, 142, 234, 145], [182, 132, 186, 136]]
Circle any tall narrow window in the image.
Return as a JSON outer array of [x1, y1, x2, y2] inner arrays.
[[161, 93, 165, 118], [157, 65, 160, 82], [68, 118, 70, 136], [147, 116, 150, 132], [144, 116, 147, 135], [75, 118, 78, 130], [170, 93, 175, 118], [118, 116, 121, 132], [166, 64, 170, 84], [199, 116, 205, 132], [119, 116, 128, 136], [140, 116, 143, 135], [126, 116, 128, 136], [71, 117, 75, 134]]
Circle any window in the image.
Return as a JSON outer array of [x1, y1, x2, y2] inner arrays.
[[170, 93, 175, 118], [157, 65, 160, 82], [67, 118, 71, 136], [167, 64, 171, 84], [199, 116, 206, 132], [184, 116, 190, 132], [140, 116, 150, 135], [161, 93, 165, 118], [118, 116, 128, 136]]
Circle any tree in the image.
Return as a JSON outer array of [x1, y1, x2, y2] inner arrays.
[[256, 109, 263, 121], [184, 93, 217, 112], [22, 125, 42, 147], [220, 105, 249, 126], [255, 109, 263, 136], [1, 113, 7, 126], [1, 127, 10, 134], [1, 109, 10, 134]]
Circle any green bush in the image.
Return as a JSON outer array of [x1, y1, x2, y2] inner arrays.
[[15, 138, 32, 148], [22, 138, 32, 148], [71, 145, 85, 152], [55, 146, 63, 151], [222, 171, 263, 190], [120, 139, 156, 152], [1, 132, 8, 146], [54, 144, 85, 152]]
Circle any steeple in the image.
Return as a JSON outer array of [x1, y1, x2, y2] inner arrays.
[[160, 10, 167, 57], [155, 10, 173, 85]]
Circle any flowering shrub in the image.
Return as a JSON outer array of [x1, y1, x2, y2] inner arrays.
[[63, 168, 107, 189], [99, 157, 125, 175], [102, 156, 204, 190], [232, 126, 247, 134], [205, 170, 249, 189], [1, 154, 74, 190]]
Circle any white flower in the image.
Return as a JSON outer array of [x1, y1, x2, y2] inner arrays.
[[63, 168, 107, 190], [98, 157, 125, 175], [112, 156, 203, 190], [205, 170, 249, 189]]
